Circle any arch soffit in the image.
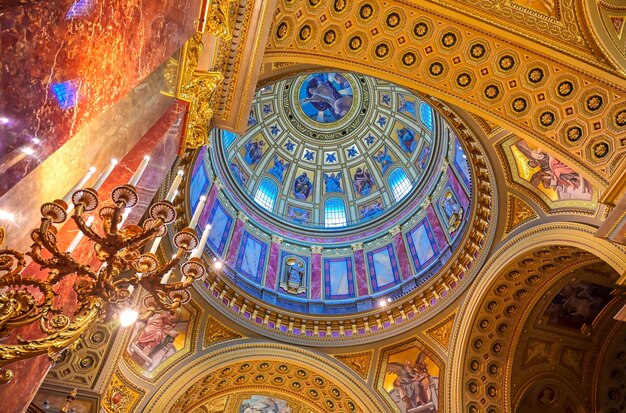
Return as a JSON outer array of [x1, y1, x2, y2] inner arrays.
[[143, 341, 387, 413], [446, 222, 626, 412], [265, 0, 626, 188]]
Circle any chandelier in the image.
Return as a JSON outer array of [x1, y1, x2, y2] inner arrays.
[[0, 160, 207, 384]]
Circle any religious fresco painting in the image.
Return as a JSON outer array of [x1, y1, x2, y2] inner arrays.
[[544, 281, 613, 330], [509, 139, 593, 202], [324, 171, 344, 193], [360, 198, 385, 221], [292, 169, 314, 200], [298, 72, 354, 123], [373, 146, 395, 175], [383, 343, 441, 413], [367, 244, 401, 292], [241, 135, 267, 166], [235, 232, 268, 284], [286, 204, 311, 224], [279, 253, 309, 296], [268, 154, 290, 183], [324, 257, 355, 299], [238, 395, 293, 413], [398, 94, 418, 119], [207, 201, 233, 256], [396, 125, 418, 154], [351, 164, 376, 198], [124, 298, 195, 379], [230, 160, 248, 186]]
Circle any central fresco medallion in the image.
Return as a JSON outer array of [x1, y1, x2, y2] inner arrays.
[[297, 72, 354, 125], [190, 71, 474, 316]]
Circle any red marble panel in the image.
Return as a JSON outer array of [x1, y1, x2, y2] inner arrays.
[[199, 184, 219, 228], [225, 218, 245, 265], [353, 249, 369, 296], [264, 242, 281, 290], [310, 253, 322, 300], [0, 0, 201, 196], [0, 101, 186, 413], [393, 233, 413, 281], [447, 168, 470, 208], [426, 204, 448, 250]]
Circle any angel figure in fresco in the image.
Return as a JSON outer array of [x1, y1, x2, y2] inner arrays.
[[442, 190, 464, 234], [280, 257, 306, 295], [324, 172, 343, 193], [360, 200, 384, 220], [396, 127, 417, 153], [293, 172, 313, 200], [513, 140, 591, 201], [244, 139, 265, 165], [268, 154, 290, 183], [353, 167, 375, 197], [386, 352, 439, 412], [302, 74, 353, 120], [373, 146, 394, 175]]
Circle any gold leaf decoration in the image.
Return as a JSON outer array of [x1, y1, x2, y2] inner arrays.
[[506, 193, 538, 233], [203, 316, 242, 348], [332, 351, 373, 379], [426, 312, 456, 350]]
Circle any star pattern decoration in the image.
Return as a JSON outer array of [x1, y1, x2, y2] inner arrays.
[[284, 140, 295, 152], [364, 135, 376, 146], [347, 146, 359, 158], [376, 115, 387, 128], [270, 125, 281, 136], [263, 103, 273, 115], [303, 149, 315, 161], [382, 94, 391, 105], [326, 152, 337, 163]]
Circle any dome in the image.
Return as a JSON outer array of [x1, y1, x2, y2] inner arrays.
[[220, 72, 442, 230], [188, 72, 473, 316]]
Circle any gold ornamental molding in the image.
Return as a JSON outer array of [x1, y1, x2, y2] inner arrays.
[[446, 222, 626, 412], [426, 311, 457, 352], [202, 315, 243, 348], [504, 193, 539, 234], [331, 350, 374, 380], [266, 0, 626, 187], [142, 341, 386, 412]]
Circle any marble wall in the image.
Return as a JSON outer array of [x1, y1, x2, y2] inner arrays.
[[0, 0, 201, 196]]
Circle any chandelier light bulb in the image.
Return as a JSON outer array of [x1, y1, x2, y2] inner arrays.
[[119, 308, 139, 327]]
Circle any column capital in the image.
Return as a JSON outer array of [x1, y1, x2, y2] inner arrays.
[[351, 242, 364, 252], [237, 211, 248, 222], [389, 225, 402, 236], [310, 245, 323, 254], [271, 235, 284, 244]]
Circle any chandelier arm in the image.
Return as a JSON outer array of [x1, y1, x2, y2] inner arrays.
[[0, 298, 103, 367], [71, 211, 106, 246], [38, 220, 61, 257], [125, 224, 163, 250], [0, 248, 26, 277], [0, 276, 55, 330], [108, 203, 127, 236]]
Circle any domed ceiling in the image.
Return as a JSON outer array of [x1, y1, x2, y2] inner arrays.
[[221, 72, 443, 230], [188, 72, 474, 318]]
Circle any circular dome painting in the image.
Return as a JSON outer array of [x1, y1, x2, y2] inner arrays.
[[297, 72, 354, 124]]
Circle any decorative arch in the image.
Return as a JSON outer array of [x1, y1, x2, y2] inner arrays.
[[447, 223, 626, 413], [143, 341, 387, 412], [324, 196, 348, 227], [266, 0, 626, 187], [253, 177, 279, 211]]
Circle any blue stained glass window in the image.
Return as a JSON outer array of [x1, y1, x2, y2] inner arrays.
[[254, 178, 278, 211], [324, 197, 347, 228], [389, 168, 412, 201], [420, 102, 434, 131], [222, 130, 238, 148]]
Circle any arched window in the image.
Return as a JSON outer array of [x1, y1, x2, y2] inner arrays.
[[221, 130, 238, 148], [389, 168, 412, 201], [324, 197, 347, 228], [419, 102, 434, 131], [254, 178, 278, 211]]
